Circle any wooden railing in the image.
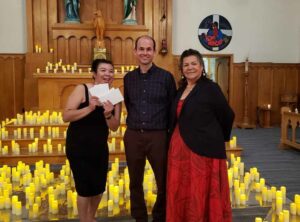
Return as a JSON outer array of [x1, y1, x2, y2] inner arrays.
[[280, 107, 300, 150]]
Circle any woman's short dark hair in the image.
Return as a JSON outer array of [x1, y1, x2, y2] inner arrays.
[[91, 59, 113, 73], [178, 49, 207, 87]]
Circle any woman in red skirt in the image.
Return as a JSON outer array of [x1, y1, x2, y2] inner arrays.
[[167, 49, 234, 222]]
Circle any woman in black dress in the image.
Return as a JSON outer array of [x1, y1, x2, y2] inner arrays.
[[63, 59, 121, 222]]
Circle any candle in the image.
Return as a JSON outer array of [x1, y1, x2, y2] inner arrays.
[[35, 45, 39, 53], [289, 203, 296, 215], [15, 201, 22, 215], [283, 210, 289, 222], [276, 197, 283, 215], [255, 217, 262, 222], [245, 58, 249, 73], [35, 196, 41, 207], [52, 200, 58, 214], [32, 203, 39, 217], [50, 48, 53, 53], [121, 66, 125, 74], [262, 187, 267, 202], [280, 186, 286, 203], [67, 190, 72, 208], [4, 197, 11, 209], [113, 186, 119, 204], [240, 194, 246, 205], [38, 47, 42, 53], [255, 183, 261, 192], [36, 68, 40, 73], [271, 186, 276, 199], [108, 200, 113, 212], [0, 196, 4, 209]]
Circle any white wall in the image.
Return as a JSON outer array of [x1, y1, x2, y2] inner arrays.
[[0, 0, 27, 53], [173, 0, 300, 63]]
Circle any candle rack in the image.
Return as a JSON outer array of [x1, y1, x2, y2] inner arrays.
[[237, 70, 256, 129]]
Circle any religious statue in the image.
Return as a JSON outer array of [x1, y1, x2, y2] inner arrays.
[[93, 10, 107, 59], [93, 10, 105, 48], [123, 0, 137, 25], [64, 0, 80, 23]]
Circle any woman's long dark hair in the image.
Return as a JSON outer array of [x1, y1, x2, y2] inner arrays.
[[178, 49, 208, 88]]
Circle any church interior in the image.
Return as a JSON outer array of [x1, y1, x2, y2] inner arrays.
[[0, 0, 300, 221]]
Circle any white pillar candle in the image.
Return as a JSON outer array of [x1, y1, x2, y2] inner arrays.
[[276, 197, 283, 215]]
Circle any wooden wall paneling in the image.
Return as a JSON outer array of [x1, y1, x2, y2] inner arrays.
[[41, 0, 49, 52], [144, 0, 153, 35], [0, 55, 25, 121], [231, 64, 245, 124], [124, 38, 135, 64], [33, 0, 43, 49], [80, 37, 91, 65], [284, 66, 298, 94], [111, 0, 123, 24], [76, 39, 81, 63], [65, 38, 69, 64], [257, 64, 273, 107], [57, 0, 64, 23], [111, 37, 122, 64], [57, 37, 66, 63], [272, 67, 286, 125], [68, 37, 77, 65], [48, 0, 58, 50], [80, 0, 97, 22], [248, 65, 258, 125]]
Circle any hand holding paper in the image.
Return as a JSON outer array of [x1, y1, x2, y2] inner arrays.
[[89, 83, 124, 105]]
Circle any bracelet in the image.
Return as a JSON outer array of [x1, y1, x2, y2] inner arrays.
[[105, 114, 113, 120]]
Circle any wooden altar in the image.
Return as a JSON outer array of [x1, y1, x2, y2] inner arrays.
[[33, 73, 124, 111]]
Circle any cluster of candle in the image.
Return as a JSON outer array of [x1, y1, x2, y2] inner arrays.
[[36, 60, 88, 74], [0, 127, 8, 139], [10, 140, 20, 155], [227, 154, 300, 222], [34, 45, 42, 53], [108, 138, 124, 152], [118, 65, 138, 75], [42, 139, 65, 154]]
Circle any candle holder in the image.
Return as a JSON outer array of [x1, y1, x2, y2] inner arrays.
[[237, 69, 256, 129]]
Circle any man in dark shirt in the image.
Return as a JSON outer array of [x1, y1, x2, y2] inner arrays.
[[124, 35, 176, 222]]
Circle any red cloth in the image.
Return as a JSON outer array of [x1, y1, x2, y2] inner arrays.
[[166, 100, 232, 222]]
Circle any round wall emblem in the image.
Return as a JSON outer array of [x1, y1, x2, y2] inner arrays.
[[198, 14, 232, 51]]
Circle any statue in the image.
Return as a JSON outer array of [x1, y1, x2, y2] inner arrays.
[[64, 0, 80, 23], [93, 10, 105, 49], [123, 0, 137, 25], [93, 10, 106, 59]]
